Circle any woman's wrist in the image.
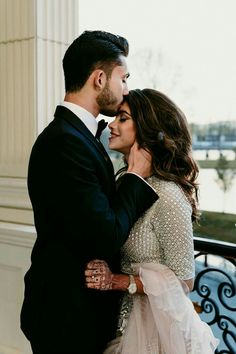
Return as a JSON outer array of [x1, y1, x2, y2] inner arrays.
[[111, 274, 129, 291], [111, 274, 144, 293]]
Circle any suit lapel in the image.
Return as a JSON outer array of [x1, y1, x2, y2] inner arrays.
[[54, 105, 115, 174]]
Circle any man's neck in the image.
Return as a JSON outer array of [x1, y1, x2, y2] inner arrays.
[[64, 91, 99, 118]]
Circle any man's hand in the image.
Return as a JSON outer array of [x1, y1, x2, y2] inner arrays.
[[127, 142, 153, 178]]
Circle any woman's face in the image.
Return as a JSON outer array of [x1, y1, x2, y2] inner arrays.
[[108, 101, 136, 156]]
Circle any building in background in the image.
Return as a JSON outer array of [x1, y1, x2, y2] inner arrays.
[[0, 1, 79, 353]]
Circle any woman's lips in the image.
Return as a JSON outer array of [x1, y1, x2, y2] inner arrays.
[[109, 133, 119, 140]]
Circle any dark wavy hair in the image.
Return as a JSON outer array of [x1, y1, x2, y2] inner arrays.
[[120, 88, 199, 222], [63, 30, 129, 92]]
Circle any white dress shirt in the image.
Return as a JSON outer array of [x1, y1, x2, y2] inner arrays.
[[61, 101, 98, 136]]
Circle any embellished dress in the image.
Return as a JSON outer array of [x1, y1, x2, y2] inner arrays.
[[104, 176, 219, 354]]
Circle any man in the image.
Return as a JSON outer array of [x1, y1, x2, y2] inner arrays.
[[20, 30, 158, 354]]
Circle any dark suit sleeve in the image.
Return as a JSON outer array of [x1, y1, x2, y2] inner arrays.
[[53, 133, 158, 258], [29, 130, 158, 260]]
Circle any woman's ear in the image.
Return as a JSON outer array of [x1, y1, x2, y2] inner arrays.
[[94, 70, 106, 90]]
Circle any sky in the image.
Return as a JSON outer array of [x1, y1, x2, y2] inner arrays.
[[79, 0, 236, 125]]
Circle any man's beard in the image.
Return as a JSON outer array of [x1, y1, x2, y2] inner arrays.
[[97, 83, 121, 117]]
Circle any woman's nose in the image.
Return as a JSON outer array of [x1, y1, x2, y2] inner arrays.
[[108, 119, 116, 130]]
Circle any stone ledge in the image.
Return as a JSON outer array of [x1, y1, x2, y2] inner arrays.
[[0, 222, 35, 248]]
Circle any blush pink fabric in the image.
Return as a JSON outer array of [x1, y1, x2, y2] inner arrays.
[[104, 263, 219, 354]]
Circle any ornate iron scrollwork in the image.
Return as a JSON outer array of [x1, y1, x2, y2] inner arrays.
[[192, 252, 236, 353]]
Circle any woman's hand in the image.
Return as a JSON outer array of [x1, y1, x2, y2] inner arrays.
[[127, 142, 153, 178], [85, 259, 113, 290]]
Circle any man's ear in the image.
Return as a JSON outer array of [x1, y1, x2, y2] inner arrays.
[[94, 70, 106, 90]]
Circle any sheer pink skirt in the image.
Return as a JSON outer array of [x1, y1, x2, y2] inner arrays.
[[103, 263, 219, 354]]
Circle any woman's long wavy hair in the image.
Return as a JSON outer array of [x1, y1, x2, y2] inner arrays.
[[118, 88, 200, 222]]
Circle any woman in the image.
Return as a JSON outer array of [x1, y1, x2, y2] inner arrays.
[[85, 89, 219, 353]]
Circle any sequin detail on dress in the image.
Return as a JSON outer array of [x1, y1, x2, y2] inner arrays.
[[117, 176, 195, 335]]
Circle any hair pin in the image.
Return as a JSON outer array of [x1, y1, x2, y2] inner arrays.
[[158, 131, 164, 141]]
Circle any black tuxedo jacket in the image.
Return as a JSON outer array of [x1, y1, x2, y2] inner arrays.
[[20, 105, 158, 353]]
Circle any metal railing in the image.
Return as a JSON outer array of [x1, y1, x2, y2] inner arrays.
[[191, 237, 236, 354]]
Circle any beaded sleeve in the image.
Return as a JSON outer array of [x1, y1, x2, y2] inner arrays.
[[150, 179, 195, 280], [120, 177, 195, 280]]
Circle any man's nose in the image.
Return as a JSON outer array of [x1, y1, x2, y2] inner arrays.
[[123, 83, 129, 96]]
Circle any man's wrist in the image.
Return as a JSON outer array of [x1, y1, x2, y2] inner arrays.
[[126, 172, 157, 194]]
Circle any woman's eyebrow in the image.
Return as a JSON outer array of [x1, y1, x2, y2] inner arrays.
[[118, 110, 132, 118]]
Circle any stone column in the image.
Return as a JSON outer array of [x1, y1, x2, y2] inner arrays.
[[0, 1, 79, 353]]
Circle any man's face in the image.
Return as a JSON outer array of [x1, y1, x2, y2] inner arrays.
[[97, 56, 129, 117]]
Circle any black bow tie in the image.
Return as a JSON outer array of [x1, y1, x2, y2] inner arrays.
[[95, 119, 108, 139]]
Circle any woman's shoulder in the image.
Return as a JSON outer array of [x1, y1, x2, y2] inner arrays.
[[146, 176, 190, 207]]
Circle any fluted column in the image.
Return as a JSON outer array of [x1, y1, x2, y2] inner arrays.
[[36, 0, 79, 132], [0, 0, 79, 224], [0, 0, 35, 178], [0, 1, 79, 353]]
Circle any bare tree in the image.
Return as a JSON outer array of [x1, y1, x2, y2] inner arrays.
[[129, 48, 197, 121], [215, 154, 236, 212], [233, 146, 236, 160], [130, 48, 182, 92]]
